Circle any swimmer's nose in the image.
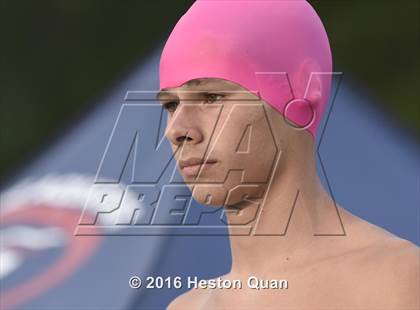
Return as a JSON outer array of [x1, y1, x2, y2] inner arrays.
[[165, 113, 203, 146]]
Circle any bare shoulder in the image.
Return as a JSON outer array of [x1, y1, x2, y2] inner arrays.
[[345, 210, 419, 278], [340, 207, 419, 258], [366, 235, 419, 280], [332, 209, 419, 308], [345, 222, 419, 308], [362, 237, 419, 308], [167, 287, 210, 310]]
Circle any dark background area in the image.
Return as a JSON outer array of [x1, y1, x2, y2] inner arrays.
[[1, 0, 419, 183]]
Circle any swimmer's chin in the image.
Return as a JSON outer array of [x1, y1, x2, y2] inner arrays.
[[187, 181, 265, 207], [191, 191, 255, 208]]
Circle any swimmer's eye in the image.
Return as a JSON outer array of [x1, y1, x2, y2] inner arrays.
[[204, 93, 224, 104], [162, 101, 179, 113], [162, 93, 223, 113]]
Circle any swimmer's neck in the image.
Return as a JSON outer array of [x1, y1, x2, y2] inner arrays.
[[225, 142, 342, 277]]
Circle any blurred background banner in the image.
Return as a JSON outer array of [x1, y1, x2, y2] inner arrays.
[[0, 1, 419, 309]]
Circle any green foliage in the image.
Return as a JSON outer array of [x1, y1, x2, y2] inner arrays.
[[311, 0, 419, 133]]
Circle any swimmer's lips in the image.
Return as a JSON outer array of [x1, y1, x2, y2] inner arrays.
[[179, 157, 218, 177]]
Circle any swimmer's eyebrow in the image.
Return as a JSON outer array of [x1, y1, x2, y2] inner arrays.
[[155, 79, 226, 101], [155, 89, 171, 101]]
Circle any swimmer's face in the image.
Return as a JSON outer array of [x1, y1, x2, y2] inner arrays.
[[157, 78, 283, 206]]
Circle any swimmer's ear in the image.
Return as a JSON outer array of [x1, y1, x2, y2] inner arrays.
[[296, 58, 322, 106]]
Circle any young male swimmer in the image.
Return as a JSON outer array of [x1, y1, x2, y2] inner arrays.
[[157, 0, 419, 309]]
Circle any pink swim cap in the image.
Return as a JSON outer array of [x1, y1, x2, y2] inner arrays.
[[159, 0, 332, 137]]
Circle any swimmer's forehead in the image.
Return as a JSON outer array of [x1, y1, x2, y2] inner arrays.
[[156, 78, 243, 100]]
